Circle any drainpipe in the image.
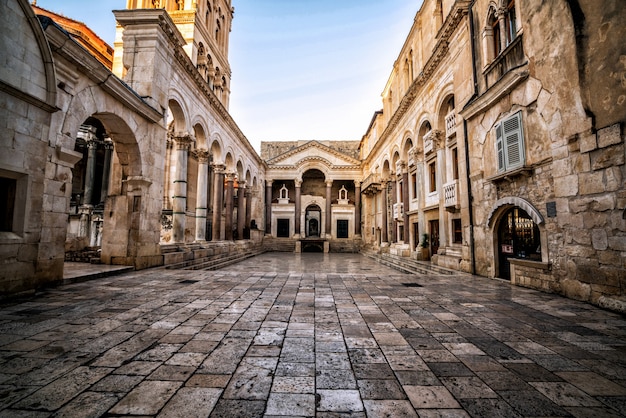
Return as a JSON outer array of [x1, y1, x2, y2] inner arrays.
[[466, 0, 478, 275]]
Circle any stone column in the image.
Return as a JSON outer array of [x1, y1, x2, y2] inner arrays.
[[83, 133, 98, 206], [294, 179, 302, 238], [325, 180, 333, 236], [381, 182, 388, 244], [99, 137, 113, 206], [163, 136, 174, 210], [211, 163, 225, 241], [354, 180, 361, 237], [245, 187, 252, 237], [172, 134, 193, 243], [265, 180, 272, 235], [237, 180, 246, 240], [194, 149, 210, 242], [224, 173, 235, 240], [390, 179, 397, 243], [401, 163, 410, 243]]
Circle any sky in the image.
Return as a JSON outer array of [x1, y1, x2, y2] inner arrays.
[[34, 0, 421, 152]]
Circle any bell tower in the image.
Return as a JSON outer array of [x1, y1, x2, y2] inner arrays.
[[116, 0, 233, 108]]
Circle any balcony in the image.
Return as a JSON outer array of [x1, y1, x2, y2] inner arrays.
[[393, 202, 403, 220], [361, 173, 380, 194], [484, 34, 525, 90], [444, 180, 459, 210], [423, 130, 442, 157], [445, 111, 456, 138]]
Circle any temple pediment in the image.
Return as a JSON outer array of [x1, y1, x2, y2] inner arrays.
[[266, 140, 361, 168]]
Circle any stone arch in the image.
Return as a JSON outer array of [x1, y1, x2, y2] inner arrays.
[[435, 88, 455, 130], [236, 160, 244, 180], [193, 123, 207, 150], [487, 197, 545, 228], [402, 135, 414, 161], [296, 160, 330, 180], [209, 136, 222, 163], [60, 91, 144, 179], [166, 97, 188, 133], [13, 0, 57, 107], [224, 152, 234, 172]]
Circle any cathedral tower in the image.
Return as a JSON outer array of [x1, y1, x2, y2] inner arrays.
[[114, 0, 233, 108]]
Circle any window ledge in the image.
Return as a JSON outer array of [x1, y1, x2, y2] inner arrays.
[[0, 232, 24, 243], [508, 258, 551, 271], [487, 166, 533, 183]]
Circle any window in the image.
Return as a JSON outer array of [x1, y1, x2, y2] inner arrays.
[[491, 12, 501, 56], [337, 220, 348, 238], [495, 111, 525, 172], [429, 162, 437, 193], [452, 219, 462, 244], [505, 0, 517, 46], [452, 148, 459, 180], [1, 177, 16, 232], [411, 173, 417, 199]]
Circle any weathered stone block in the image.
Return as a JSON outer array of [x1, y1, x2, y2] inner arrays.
[[579, 132, 598, 153], [591, 229, 608, 250], [590, 144, 625, 170], [554, 175, 578, 197], [578, 171, 605, 195], [597, 124, 622, 148], [608, 235, 626, 251]]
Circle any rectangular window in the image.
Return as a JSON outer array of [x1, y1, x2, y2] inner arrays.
[[452, 148, 459, 180], [496, 111, 524, 172], [0, 177, 16, 232], [453, 219, 462, 244], [429, 162, 437, 192], [337, 220, 348, 238], [411, 173, 417, 198], [277, 219, 290, 237]]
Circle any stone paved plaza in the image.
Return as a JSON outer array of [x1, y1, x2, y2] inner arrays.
[[1, 254, 626, 417]]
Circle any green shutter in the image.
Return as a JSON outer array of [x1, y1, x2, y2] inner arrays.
[[503, 112, 524, 169], [496, 123, 505, 172]]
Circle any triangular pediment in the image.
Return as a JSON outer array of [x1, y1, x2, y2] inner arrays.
[[266, 140, 360, 168]]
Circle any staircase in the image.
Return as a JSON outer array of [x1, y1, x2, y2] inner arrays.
[[166, 247, 264, 271], [262, 237, 296, 252], [361, 249, 460, 276]]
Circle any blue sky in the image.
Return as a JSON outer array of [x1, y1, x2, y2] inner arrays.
[[34, 0, 420, 151]]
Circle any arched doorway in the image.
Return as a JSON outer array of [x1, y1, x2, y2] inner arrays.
[[306, 204, 321, 237], [497, 207, 541, 279]]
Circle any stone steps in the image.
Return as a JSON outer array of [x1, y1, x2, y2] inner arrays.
[[166, 248, 264, 271], [361, 249, 458, 276]]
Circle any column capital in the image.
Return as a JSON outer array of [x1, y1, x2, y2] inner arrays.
[[103, 137, 114, 150], [294, 178, 302, 187], [193, 148, 210, 163], [354, 180, 361, 188], [225, 172, 236, 182], [171, 132, 194, 150], [211, 162, 225, 173], [266, 179, 273, 186], [325, 179, 333, 187]]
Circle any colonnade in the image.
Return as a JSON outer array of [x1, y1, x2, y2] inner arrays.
[[166, 133, 256, 244]]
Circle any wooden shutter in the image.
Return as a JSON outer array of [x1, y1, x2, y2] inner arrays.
[[503, 112, 524, 169], [496, 123, 505, 172]]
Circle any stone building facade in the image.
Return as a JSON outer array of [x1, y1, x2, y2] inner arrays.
[[0, 0, 624, 311], [0, 0, 264, 295], [262, 141, 362, 253], [360, 0, 625, 311]]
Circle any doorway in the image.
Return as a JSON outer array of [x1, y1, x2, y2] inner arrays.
[[429, 219, 440, 256], [305, 204, 321, 237], [497, 207, 541, 279]]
